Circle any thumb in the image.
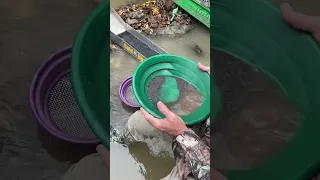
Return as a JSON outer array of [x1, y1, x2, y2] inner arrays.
[[157, 101, 174, 118], [198, 62, 210, 74], [96, 144, 109, 168], [281, 3, 320, 32]]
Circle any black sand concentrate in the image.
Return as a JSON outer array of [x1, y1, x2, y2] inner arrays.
[[211, 50, 303, 170], [115, 0, 193, 35]]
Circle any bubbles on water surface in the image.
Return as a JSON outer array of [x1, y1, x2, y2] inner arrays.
[[144, 137, 174, 158]]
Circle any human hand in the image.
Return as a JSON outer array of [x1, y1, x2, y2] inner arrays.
[[96, 144, 109, 168], [198, 62, 210, 75], [281, 3, 320, 43], [141, 102, 188, 136]]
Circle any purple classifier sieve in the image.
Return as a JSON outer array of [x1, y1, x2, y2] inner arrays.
[[29, 46, 98, 144], [119, 76, 141, 108]]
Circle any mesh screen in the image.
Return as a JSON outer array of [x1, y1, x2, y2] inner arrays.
[[147, 76, 203, 116], [124, 85, 139, 106], [48, 74, 96, 139]]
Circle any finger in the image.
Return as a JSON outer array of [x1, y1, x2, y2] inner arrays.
[[140, 108, 162, 128], [198, 62, 210, 74], [96, 144, 110, 168], [157, 101, 174, 118], [281, 3, 320, 32]]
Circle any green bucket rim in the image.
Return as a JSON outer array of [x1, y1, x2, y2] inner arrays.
[[71, 1, 109, 149], [132, 54, 212, 125]]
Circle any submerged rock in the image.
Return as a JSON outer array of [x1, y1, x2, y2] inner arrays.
[[155, 21, 192, 35], [193, 44, 203, 55]]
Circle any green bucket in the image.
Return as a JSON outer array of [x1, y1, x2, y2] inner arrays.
[[72, 1, 110, 149], [212, 0, 320, 179], [132, 54, 220, 125]]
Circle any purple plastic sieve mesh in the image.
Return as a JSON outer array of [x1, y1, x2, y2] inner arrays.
[[119, 76, 140, 108], [29, 46, 99, 144]]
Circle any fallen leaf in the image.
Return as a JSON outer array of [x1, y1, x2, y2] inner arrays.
[[117, 10, 124, 16], [110, 43, 116, 50], [152, 7, 159, 15]]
